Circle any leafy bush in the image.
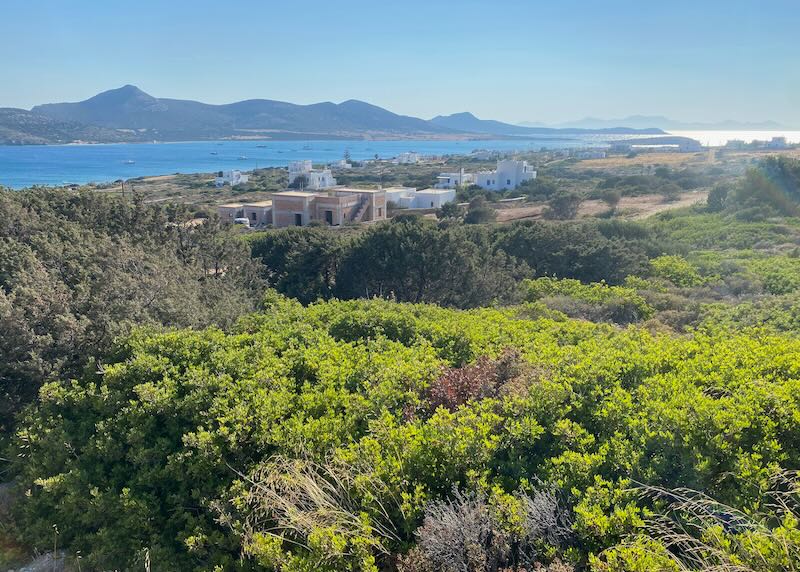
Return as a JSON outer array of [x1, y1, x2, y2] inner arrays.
[[12, 297, 800, 569], [745, 255, 800, 295], [0, 188, 262, 432], [544, 192, 583, 220], [650, 255, 705, 287], [523, 277, 654, 324]]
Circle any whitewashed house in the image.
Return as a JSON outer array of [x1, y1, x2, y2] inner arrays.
[[434, 168, 475, 189], [331, 159, 353, 169], [215, 170, 250, 188], [414, 188, 456, 209], [384, 187, 456, 209], [396, 152, 421, 164], [767, 137, 789, 149], [288, 160, 337, 189], [476, 160, 536, 191]]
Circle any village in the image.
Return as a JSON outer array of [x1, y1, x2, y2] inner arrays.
[[79, 133, 800, 230], [215, 156, 538, 228]]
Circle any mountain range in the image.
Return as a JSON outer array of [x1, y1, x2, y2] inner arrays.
[[430, 112, 663, 136], [0, 85, 664, 145]]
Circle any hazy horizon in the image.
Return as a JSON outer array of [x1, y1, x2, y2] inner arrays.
[[2, 0, 798, 126]]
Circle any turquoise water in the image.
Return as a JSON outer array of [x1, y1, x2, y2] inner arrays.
[[0, 137, 606, 189]]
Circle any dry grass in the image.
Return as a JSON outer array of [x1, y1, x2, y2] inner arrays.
[[577, 152, 711, 169], [603, 471, 800, 571], [494, 190, 709, 224], [236, 456, 401, 563]]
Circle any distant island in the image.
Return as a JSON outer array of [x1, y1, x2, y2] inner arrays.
[[0, 85, 665, 145]]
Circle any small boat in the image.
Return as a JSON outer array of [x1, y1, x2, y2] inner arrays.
[[210, 151, 218, 155], [123, 160, 135, 165], [238, 156, 248, 160], [302, 145, 312, 150], [256, 144, 268, 148]]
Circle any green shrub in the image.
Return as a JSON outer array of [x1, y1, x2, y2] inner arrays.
[[523, 277, 654, 324], [650, 255, 705, 287]]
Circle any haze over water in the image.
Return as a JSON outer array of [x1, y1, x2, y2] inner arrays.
[[669, 130, 800, 147]]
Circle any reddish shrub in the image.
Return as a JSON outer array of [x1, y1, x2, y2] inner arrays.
[[427, 350, 523, 412]]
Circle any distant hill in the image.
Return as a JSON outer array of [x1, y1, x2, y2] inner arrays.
[[522, 115, 790, 131], [3, 85, 687, 145], [31, 85, 457, 142], [431, 112, 664, 136], [0, 108, 136, 145]]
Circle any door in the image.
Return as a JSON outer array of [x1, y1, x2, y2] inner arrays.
[[325, 210, 333, 225], [294, 213, 302, 226]]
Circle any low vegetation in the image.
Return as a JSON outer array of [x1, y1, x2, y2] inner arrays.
[[2, 156, 800, 571]]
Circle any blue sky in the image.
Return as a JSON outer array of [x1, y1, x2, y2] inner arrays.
[[2, 0, 798, 125]]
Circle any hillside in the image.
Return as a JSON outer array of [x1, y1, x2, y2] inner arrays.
[[3, 86, 673, 145], [0, 107, 136, 145], [431, 111, 664, 136], [31, 85, 459, 141]]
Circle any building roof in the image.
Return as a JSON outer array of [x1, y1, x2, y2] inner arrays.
[[218, 202, 244, 208], [272, 190, 320, 198], [416, 188, 457, 195], [335, 187, 385, 194], [243, 200, 273, 207]]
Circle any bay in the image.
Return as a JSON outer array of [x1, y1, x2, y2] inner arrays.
[[0, 136, 610, 189], [2, 130, 798, 189]]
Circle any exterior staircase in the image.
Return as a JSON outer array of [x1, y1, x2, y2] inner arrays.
[[351, 195, 369, 222]]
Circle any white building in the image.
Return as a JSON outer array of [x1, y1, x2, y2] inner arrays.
[[396, 152, 421, 164], [767, 137, 789, 149], [331, 159, 353, 169], [724, 139, 747, 150], [475, 160, 537, 191], [288, 160, 337, 189], [215, 170, 250, 188], [414, 188, 457, 209], [384, 186, 456, 209], [434, 168, 475, 189]]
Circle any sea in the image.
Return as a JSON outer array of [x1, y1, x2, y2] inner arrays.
[[1, 131, 799, 189]]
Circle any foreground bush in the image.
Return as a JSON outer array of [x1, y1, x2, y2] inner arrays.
[[10, 296, 800, 570]]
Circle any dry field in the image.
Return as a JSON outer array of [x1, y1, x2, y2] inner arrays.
[[495, 189, 709, 223]]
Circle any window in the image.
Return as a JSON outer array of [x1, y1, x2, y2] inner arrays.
[[377, 208, 382, 217], [431, 201, 434, 207], [507, 179, 511, 186]]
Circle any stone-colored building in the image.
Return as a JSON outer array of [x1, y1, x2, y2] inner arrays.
[[217, 202, 245, 222], [272, 188, 387, 228], [241, 200, 273, 228]]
